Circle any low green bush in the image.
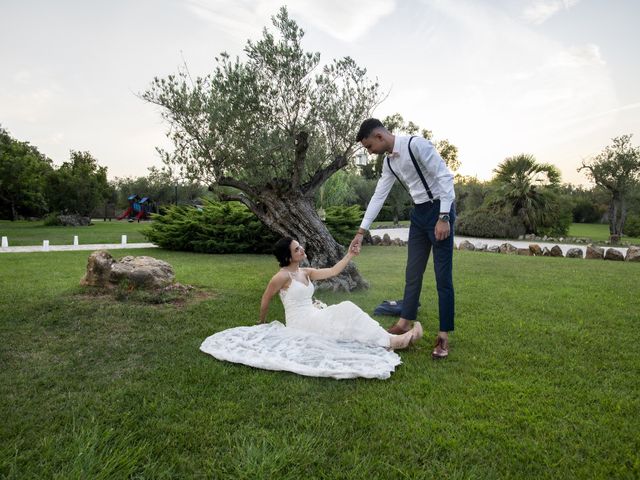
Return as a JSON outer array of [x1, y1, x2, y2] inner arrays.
[[455, 208, 526, 239], [142, 200, 279, 254], [42, 212, 62, 226], [324, 205, 363, 246], [624, 214, 640, 237]]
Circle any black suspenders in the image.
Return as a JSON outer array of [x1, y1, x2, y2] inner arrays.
[[385, 136, 434, 200]]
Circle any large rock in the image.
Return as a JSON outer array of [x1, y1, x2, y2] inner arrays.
[[499, 243, 517, 254], [585, 244, 604, 260], [458, 240, 475, 251], [550, 245, 563, 257], [604, 248, 624, 261], [529, 244, 542, 256], [487, 245, 500, 253], [566, 248, 583, 259], [517, 248, 531, 256], [81, 251, 175, 288], [381, 233, 391, 246], [80, 250, 115, 286], [625, 246, 640, 262], [59, 214, 91, 227]]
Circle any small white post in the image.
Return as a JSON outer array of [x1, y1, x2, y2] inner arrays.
[[1, 236, 7, 248], [121, 235, 127, 246], [73, 235, 79, 246], [43, 240, 50, 252]]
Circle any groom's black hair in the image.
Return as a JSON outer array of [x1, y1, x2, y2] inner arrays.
[[274, 237, 294, 267], [356, 118, 384, 142]]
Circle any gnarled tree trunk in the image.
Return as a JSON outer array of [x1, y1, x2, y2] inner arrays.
[[250, 189, 368, 292]]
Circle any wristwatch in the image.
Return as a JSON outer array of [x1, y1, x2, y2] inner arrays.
[[438, 213, 450, 222]]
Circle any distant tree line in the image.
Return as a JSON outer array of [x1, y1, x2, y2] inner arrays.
[[2, 123, 639, 240], [0, 126, 208, 222]]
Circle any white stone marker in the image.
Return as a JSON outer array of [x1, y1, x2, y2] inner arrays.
[[1, 236, 7, 248], [73, 235, 79, 246], [121, 235, 127, 246], [43, 240, 50, 251]]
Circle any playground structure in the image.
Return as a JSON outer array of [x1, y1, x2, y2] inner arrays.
[[117, 195, 153, 222]]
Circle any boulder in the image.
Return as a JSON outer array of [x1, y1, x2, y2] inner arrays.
[[585, 244, 604, 260], [59, 214, 91, 227], [625, 246, 640, 262], [542, 247, 551, 257], [487, 245, 500, 253], [499, 243, 517, 254], [517, 248, 531, 256], [381, 233, 392, 246], [550, 245, 563, 257], [458, 240, 475, 251], [475, 243, 488, 252], [604, 248, 624, 261], [529, 244, 542, 256], [110, 255, 175, 288], [566, 248, 583, 259], [81, 251, 175, 288], [80, 250, 115, 286], [371, 235, 381, 246]]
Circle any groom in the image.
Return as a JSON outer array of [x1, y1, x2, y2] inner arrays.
[[350, 118, 456, 359]]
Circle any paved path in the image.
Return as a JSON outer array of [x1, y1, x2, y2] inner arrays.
[[370, 228, 629, 256], [0, 243, 157, 254]]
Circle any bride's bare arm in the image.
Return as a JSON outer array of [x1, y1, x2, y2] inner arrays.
[[306, 251, 357, 281], [259, 272, 288, 324]]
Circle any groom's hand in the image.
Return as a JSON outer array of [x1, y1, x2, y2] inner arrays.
[[350, 231, 364, 254], [435, 220, 451, 241]]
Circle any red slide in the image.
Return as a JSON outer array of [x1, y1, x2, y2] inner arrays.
[[117, 207, 133, 220]]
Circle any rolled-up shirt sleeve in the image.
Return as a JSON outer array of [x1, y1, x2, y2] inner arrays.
[[359, 160, 396, 231], [415, 138, 455, 213]]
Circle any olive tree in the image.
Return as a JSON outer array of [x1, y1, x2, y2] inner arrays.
[[579, 134, 640, 239], [143, 8, 380, 290]]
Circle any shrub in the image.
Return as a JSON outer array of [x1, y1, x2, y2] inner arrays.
[[142, 200, 279, 254], [624, 214, 640, 237], [324, 205, 363, 246], [455, 208, 526, 239], [42, 212, 62, 226]]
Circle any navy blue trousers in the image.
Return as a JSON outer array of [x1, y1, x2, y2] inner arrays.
[[400, 200, 455, 332]]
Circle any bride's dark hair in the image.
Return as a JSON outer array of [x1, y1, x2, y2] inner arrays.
[[274, 237, 294, 267]]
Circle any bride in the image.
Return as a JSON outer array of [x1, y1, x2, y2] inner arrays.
[[260, 237, 422, 349], [200, 237, 422, 379]]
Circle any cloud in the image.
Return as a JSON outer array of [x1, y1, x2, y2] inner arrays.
[[522, 0, 581, 25], [183, 0, 396, 42], [393, 0, 616, 182]]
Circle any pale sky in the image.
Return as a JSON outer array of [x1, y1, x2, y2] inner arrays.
[[1, 0, 639, 185]]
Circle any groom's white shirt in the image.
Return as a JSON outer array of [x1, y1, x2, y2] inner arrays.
[[359, 135, 455, 231]]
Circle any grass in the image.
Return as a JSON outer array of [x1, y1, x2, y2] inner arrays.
[[568, 223, 640, 244], [1, 246, 638, 478], [0, 219, 149, 246]]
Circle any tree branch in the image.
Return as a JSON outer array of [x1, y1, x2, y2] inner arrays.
[[301, 155, 348, 195], [292, 131, 309, 189], [218, 176, 258, 197], [219, 192, 258, 213]]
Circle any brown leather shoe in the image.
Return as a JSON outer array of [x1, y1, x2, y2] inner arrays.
[[387, 323, 411, 335], [431, 335, 449, 359]]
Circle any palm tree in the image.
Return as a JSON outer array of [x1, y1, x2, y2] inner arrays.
[[490, 154, 561, 234]]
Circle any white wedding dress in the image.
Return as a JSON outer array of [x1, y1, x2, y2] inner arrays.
[[200, 273, 401, 379]]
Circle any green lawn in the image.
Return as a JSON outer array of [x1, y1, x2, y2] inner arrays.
[[568, 223, 640, 244], [0, 219, 149, 246], [1, 247, 638, 478]]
